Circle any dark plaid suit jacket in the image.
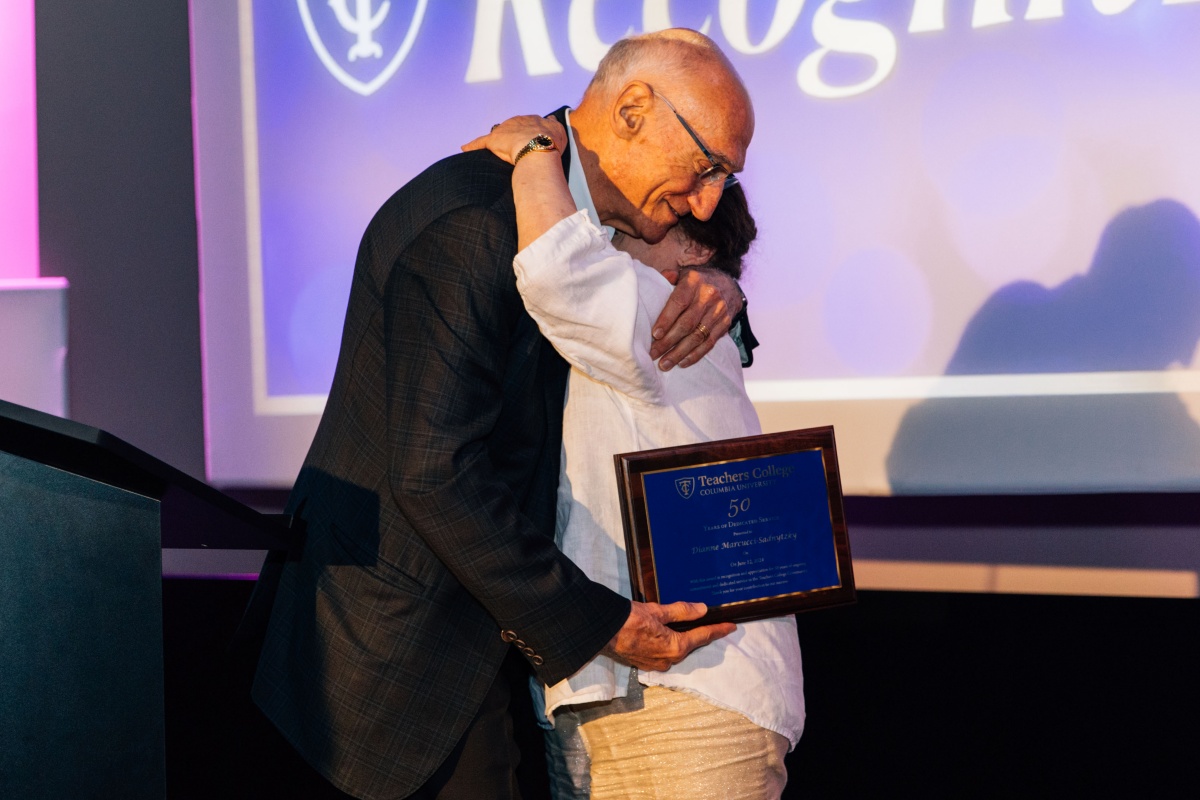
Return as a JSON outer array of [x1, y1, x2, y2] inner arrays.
[[252, 125, 631, 799]]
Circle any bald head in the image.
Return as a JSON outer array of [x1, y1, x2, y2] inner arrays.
[[587, 31, 746, 105], [569, 29, 754, 243]]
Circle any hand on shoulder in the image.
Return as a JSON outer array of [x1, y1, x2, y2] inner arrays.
[[462, 115, 568, 166]]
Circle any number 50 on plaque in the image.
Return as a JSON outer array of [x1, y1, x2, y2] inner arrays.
[[614, 426, 855, 629]]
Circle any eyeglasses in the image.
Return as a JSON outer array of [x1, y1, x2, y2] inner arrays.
[[652, 90, 739, 189]]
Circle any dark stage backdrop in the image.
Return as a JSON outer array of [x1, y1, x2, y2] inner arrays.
[[163, 578, 1200, 798], [35, 0, 205, 480]]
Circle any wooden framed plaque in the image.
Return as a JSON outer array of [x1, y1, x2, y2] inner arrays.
[[614, 426, 855, 628]]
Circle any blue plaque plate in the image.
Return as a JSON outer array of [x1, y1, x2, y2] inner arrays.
[[615, 427, 854, 627]]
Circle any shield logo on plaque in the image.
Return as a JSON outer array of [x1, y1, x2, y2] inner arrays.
[[298, 0, 429, 96], [675, 477, 695, 499]]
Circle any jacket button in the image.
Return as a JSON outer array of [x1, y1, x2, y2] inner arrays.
[[531, 655, 544, 666], [520, 646, 536, 657], [500, 630, 518, 643]]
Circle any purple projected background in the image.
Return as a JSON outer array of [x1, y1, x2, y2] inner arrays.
[[194, 0, 1200, 491], [249, 1, 1200, 398]]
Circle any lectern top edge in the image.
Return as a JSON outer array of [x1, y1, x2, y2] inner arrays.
[[0, 398, 295, 549], [1, 397, 196, 497]]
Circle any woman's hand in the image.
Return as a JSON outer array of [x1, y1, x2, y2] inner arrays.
[[462, 115, 568, 165], [465, 115, 576, 250]]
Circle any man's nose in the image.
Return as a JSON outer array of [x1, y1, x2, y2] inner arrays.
[[687, 181, 724, 221]]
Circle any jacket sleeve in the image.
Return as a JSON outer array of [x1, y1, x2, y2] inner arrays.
[[379, 203, 630, 684]]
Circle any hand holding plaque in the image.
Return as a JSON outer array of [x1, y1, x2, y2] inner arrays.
[[614, 426, 855, 629], [600, 600, 737, 672]]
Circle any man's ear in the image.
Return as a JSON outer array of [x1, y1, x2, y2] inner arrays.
[[612, 81, 654, 141], [678, 238, 715, 269]]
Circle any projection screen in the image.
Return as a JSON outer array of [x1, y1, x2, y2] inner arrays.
[[191, 0, 1200, 493]]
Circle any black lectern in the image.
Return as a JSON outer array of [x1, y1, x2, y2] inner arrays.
[[0, 399, 299, 798]]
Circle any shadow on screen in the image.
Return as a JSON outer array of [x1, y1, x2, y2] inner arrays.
[[887, 198, 1200, 495]]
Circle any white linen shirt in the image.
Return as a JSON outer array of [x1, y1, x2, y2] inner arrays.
[[513, 204, 806, 748]]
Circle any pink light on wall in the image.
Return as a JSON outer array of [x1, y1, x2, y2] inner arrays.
[[0, 0, 40, 280]]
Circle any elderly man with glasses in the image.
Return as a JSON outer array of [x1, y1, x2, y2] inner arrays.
[[253, 28, 767, 800]]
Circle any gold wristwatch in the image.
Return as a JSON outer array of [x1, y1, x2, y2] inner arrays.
[[513, 134, 556, 165]]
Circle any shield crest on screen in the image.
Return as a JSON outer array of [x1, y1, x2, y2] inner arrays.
[[297, 0, 428, 96]]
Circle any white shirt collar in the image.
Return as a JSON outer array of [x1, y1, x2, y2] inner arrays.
[[564, 108, 614, 240]]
